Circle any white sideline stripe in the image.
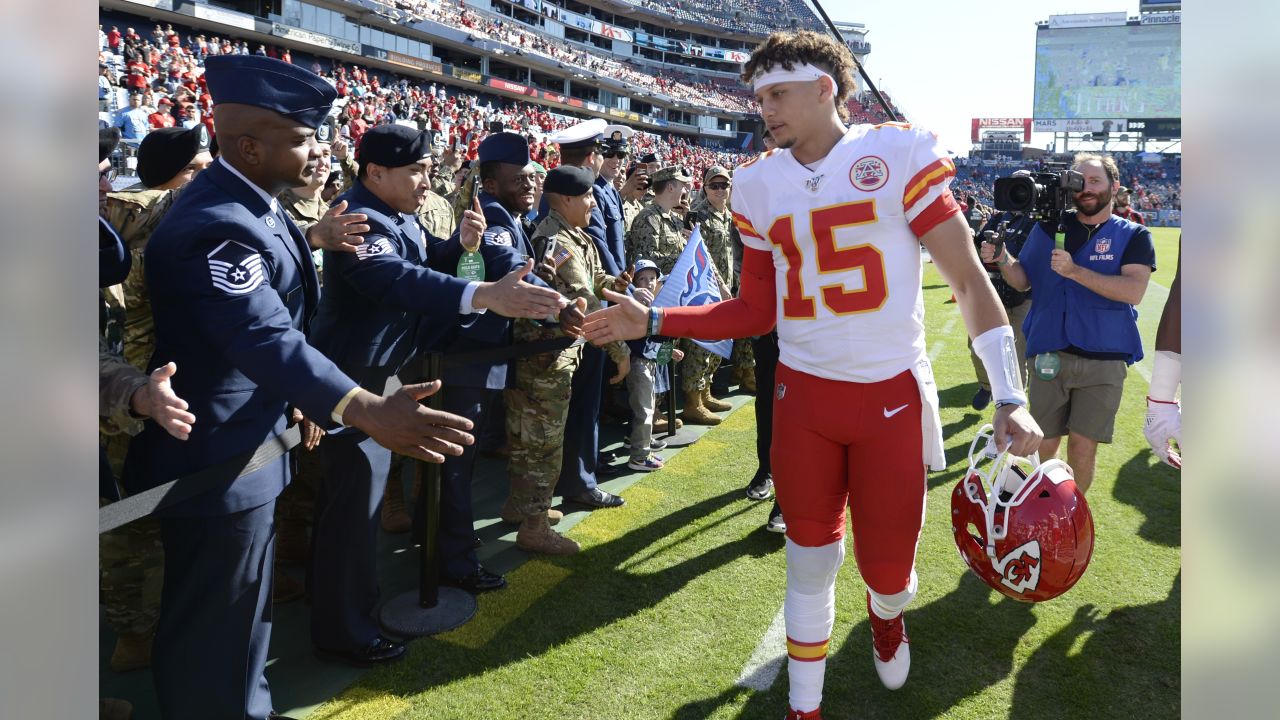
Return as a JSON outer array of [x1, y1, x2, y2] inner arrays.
[[736, 605, 788, 691], [928, 306, 962, 362]]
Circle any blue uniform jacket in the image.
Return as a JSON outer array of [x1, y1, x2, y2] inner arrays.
[[124, 160, 357, 516], [593, 176, 628, 274], [309, 180, 472, 397], [428, 190, 553, 390]]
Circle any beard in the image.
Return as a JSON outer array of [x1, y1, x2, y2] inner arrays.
[[1074, 186, 1112, 216]]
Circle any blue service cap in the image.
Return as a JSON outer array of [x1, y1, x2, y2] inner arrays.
[[356, 124, 431, 170], [477, 132, 530, 166], [202, 55, 336, 130]]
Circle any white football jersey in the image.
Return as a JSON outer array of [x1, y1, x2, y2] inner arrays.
[[732, 122, 958, 383]]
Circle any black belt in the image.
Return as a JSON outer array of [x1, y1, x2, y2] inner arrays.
[[98, 424, 301, 534]]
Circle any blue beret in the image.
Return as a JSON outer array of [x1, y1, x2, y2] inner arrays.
[[356, 124, 431, 170], [202, 55, 336, 130], [543, 165, 596, 197], [477, 132, 530, 166]]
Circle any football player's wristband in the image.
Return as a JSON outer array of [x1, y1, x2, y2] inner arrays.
[[1149, 350, 1181, 402], [331, 385, 362, 424], [647, 306, 663, 336]]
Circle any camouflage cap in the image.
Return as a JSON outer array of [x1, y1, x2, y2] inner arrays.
[[703, 165, 731, 183], [651, 165, 692, 184]]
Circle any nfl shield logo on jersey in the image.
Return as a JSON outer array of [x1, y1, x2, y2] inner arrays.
[[1094, 237, 1111, 253], [849, 155, 889, 191]]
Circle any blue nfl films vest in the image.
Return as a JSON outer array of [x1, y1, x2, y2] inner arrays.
[[1020, 216, 1145, 364]]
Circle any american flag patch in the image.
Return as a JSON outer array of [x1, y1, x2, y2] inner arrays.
[[552, 246, 571, 268]]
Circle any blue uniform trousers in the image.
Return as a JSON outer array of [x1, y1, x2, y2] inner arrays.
[[154, 495, 277, 720], [555, 344, 604, 498]]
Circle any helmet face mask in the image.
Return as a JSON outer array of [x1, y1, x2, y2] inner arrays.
[[951, 425, 1095, 603]]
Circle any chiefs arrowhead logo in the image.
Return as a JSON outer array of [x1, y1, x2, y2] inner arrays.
[[849, 155, 889, 191], [993, 541, 1042, 593]]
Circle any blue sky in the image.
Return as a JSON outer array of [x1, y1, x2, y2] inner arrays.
[[821, 0, 1155, 153]]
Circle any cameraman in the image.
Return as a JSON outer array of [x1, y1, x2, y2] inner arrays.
[[981, 154, 1155, 493], [968, 209, 1034, 410]]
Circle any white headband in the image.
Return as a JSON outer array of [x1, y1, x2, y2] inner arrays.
[[752, 63, 836, 93]]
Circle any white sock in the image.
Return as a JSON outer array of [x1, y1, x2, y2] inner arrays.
[[869, 569, 918, 620], [784, 538, 845, 712]]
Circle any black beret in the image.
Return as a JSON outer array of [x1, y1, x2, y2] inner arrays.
[[356, 124, 431, 171], [137, 125, 212, 188], [639, 152, 659, 164], [543, 165, 596, 197], [99, 127, 121, 163]]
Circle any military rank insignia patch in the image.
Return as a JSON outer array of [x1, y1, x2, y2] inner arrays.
[[354, 236, 395, 260], [207, 240, 265, 296]]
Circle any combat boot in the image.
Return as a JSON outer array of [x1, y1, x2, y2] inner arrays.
[[682, 389, 722, 426], [380, 478, 411, 534], [499, 497, 562, 526], [739, 367, 758, 395], [652, 415, 683, 434], [109, 631, 152, 673], [702, 387, 732, 412], [516, 513, 579, 555]]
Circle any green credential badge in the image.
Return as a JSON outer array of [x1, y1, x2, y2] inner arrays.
[[457, 249, 485, 282], [1054, 231, 1067, 251], [1034, 352, 1061, 381]]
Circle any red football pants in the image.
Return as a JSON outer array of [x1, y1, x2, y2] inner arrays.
[[771, 363, 927, 595]]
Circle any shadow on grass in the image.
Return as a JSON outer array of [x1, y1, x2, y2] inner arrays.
[[1111, 451, 1181, 548], [1009, 573, 1180, 720], [340, 486, 780, 707], [815, 571, 1036, 720]]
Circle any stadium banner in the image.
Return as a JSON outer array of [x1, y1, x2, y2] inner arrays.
[[384, 51, 441, 75], [971, 118, 1032, 143], [698, 46, 751, 63], [195, 4, 257, 31], [514, 0, 541, 10], [271, 23, 360, 54], [125, 0, 173, 10], [449, 66, 483, 84], [1141, 12, 1181, 24], [1033, 119, 1129, 133], [599, 24, 632, 42], [1047, 12, 1127, 29], [552, 8, 632, 42], [653, 228, 732, 359], [1140, 0, 1181, 9], [489, 78, 537, 96]]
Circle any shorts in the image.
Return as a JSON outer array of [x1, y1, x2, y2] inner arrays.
[[771, 363, 927, 595], [1028, 352, 1127, 443]]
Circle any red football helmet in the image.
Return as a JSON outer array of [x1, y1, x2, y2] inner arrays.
[[951, 425, 1095, 602]]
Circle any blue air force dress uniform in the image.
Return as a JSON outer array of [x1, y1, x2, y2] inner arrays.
[[122, 55, 358, 720], [307, 124, 481, 658], [423, 132, 557, 583], [595, 124, 633, 272]]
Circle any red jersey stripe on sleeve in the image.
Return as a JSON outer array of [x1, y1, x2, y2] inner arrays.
[[902, 157, 956, 213], [908, 191, 962, 238], [732, 210, 763, 240]]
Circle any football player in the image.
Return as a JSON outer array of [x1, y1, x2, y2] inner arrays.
[[582, 31, 1042, 719], [1145, 239, 1181, 467]]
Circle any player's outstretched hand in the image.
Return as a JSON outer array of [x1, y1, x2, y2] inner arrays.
[[993, 403, 1043, 457], [583, 288, 649, 345]]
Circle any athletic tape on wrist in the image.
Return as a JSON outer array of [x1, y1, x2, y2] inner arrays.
[[973, 325, 1026, 406], [752, 63, 836, 93], [1149, 350, 1181, 402]]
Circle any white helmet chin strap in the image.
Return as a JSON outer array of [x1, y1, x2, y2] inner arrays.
[[964, 425, 1069, 559]]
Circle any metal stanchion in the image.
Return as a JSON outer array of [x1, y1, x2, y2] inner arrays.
[[657, 353, 699, 448], [379, 352, 477, 636]]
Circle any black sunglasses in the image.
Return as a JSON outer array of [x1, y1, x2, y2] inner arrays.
[[603, 150, 628, 159], [707, 182, 730, 190]]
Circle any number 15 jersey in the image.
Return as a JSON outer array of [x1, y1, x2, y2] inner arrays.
[[731, 123, 960, 383]]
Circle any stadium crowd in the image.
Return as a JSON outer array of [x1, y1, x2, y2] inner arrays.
[[629, 0, 824, 35]]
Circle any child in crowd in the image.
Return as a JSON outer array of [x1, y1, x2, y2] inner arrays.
[[625, 260, 683, 472]]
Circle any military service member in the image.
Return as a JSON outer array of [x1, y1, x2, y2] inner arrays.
[[505, 165, 631, 554], [626, 165, 690, 274]]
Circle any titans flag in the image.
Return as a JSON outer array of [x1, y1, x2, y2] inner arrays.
[[652, 227, 732, 358]]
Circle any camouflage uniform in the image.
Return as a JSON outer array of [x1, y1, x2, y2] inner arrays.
[[102, 188, 177, 370], [680, 200, 738, 393], [626, 202, 686, 274], [506, 210, 629, 516], [280, 187, 329, 284], [417, 188, 457, 240], [622, 196, 645, 234], [337, 152, 359, 193]]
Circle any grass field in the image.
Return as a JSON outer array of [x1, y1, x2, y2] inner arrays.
[[314, 228, 1181, 720]]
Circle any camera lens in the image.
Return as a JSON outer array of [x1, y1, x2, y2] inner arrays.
[[1009, 182, 1033, 208]]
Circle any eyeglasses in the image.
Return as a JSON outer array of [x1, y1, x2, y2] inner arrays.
[[603, 151, 628, 159], [99, 166, 118, 182], [707, 182, 730, 190]]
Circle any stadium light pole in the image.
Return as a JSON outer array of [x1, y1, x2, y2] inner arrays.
[[802, 0, 900, 123]]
